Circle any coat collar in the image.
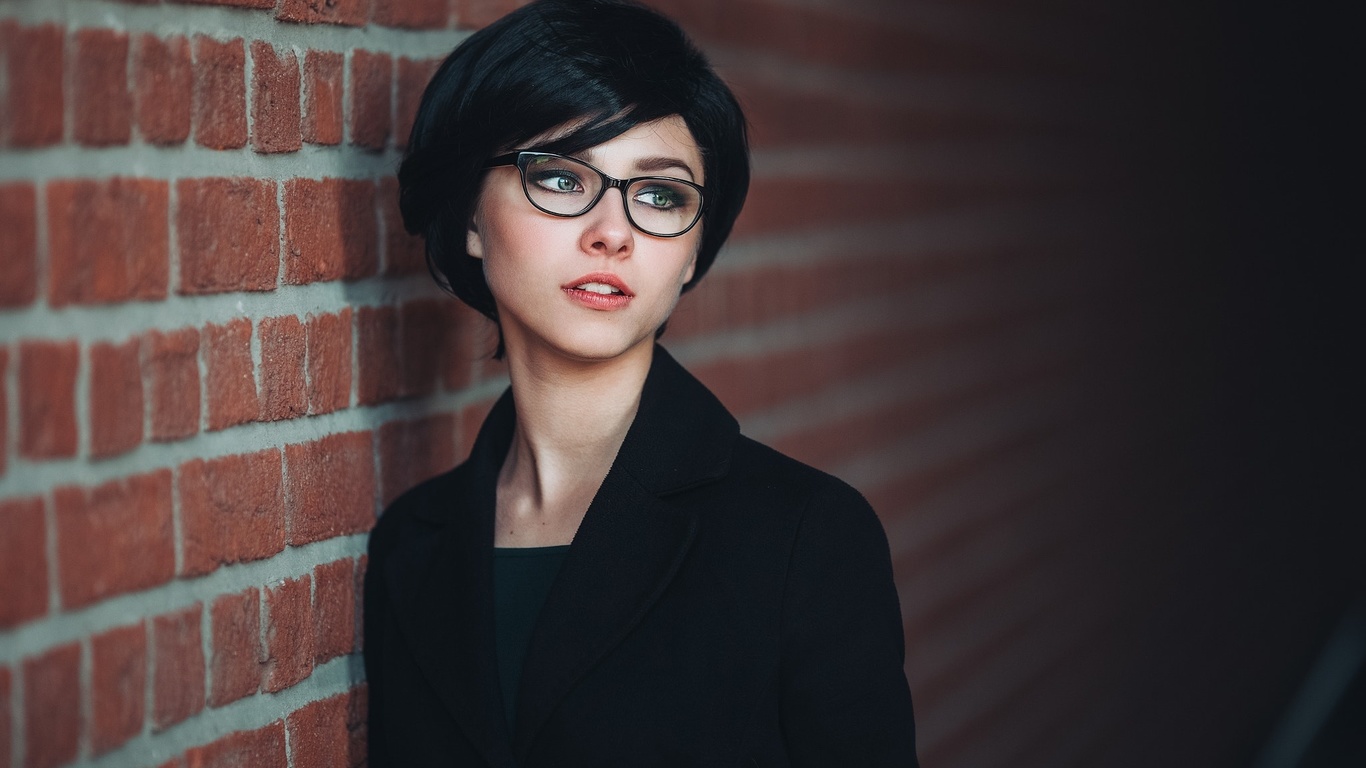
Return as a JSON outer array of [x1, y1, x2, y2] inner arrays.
[[391, 345, 737, 763], [413, 344, 739, 525]]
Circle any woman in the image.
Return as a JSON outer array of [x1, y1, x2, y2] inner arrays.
[[364, 1, 918, 765]]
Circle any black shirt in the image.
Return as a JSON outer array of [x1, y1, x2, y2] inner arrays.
[[492, 545, 570, 730]]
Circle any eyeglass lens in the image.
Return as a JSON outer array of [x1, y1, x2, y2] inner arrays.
[[519, 154, 702, 237]]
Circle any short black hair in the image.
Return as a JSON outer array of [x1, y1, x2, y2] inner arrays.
[[397, 0, 750, 340]]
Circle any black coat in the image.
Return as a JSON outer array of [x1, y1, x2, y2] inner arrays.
[[364, 347, 918, 767]]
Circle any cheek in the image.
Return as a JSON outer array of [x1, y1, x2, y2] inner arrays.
[[466, 174, 535, 255], [477, 224, 525, 297], [470, 191, 526, 264], [474, 209, 563, 313]]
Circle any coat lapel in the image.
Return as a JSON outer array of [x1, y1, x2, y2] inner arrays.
[[511, 469, 698, 757], [384, 346, 739, 765], [512, 347, 738, 759], [387, 391, 519, 768]]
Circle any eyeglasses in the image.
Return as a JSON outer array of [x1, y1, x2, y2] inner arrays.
[[485, 151, 706, 238]]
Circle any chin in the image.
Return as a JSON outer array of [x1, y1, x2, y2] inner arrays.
[[550, 330, 655, 364], [502, 317, 654, 365]]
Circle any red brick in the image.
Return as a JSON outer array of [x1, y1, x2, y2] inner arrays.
[[92, 623, 146, 754], [258, 315, 307, 421], [73, 29, 132, 146], [182, 722, 287, 768], [19, 341, 79, 459], [179, 449, 284, 576], [0, 348, 5, 477], [47, 178, 170, 306], [379, 414, 457, 505], [745, 176, 992, 239], [55, 470, 175, 608], [455, 0, 519, 30], [209, 588, 262, 706], [2, 23, 64, 146], [176, 177, 279, 295], [741, 76, 980, 149], [305, 309, 352, 414], [24, 643, 81, 768], [347, 684, 367, 762], [251, 41, 301, 154], [374, 0, 447, 29], [692, 326, 927, 419], [285, 432, 375, 545], [193, 36, 247, 149], [786, 1, 1024, 75], [277, 0, 369, 27], [356, 305, 400, 405], [378, 176, 424, 274], [0, 183, 38, 306], [264, 575, 313, 692], [349, 50, 391, 150], [354, 558, 367, 653], [313, 559, 356, 663], [144, 328, 201, 441], [172, 0, 276, 9], [0, 497, 47, 628], [402, 299, 455, 397], [152, 605, 206, 729], [394, 56, 440, 149], [136, 34, 193, 145], [287, 693, 350, 768], [283, 178, 377, 283], [665, 286, 705, 339], [203, 318, 259, 430], [0, 666, 10, 768], [90, 338, 145, 458], [302, 50, 343, 145]]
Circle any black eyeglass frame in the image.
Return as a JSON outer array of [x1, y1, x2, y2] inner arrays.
[[484, 151, 707, 238]]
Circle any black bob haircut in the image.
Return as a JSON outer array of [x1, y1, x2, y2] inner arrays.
[[398, 0, 750, 344]]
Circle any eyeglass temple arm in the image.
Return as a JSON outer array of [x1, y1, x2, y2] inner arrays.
[[484, 153, 522, 169]]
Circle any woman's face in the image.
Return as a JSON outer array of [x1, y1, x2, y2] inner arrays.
[[468, 115, 704, 364]]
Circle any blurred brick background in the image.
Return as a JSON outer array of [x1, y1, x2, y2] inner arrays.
[[0, 0, 1354, 767]]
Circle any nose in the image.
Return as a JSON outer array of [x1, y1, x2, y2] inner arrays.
[[579, 186, 634, 258]]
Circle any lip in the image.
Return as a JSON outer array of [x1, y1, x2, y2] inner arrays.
[[562, 272, 634, 296], [561, 271, 634, 311]]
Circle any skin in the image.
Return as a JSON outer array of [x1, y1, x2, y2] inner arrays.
[[466, 115, 705, 547]]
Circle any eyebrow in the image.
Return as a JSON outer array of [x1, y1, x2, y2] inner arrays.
[[578, 150, 699, 181], [633, 156, 698, 180]]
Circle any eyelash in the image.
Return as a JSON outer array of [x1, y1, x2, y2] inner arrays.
[[532, 172, 585, 193]]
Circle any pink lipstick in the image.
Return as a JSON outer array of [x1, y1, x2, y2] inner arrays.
[[562, 272, 634, 310]]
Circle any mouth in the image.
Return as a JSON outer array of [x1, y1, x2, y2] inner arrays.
[[562, 272, 634, 297], [574, 282, 624, 295]]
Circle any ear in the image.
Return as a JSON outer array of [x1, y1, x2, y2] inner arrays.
[[466, 216, 484, 260], [681, 252, 697, 285]]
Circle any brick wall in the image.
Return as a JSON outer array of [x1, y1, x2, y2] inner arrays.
[[1, 1, 1352, 767], [0, 1, 492, 765]]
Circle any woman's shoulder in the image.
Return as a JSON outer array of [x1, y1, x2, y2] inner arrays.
[[729, 434, 874, 507], [368, 461, 469, 559], [708, 434, 887, 549]]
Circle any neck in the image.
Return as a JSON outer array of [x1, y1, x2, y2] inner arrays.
[[494, 340, 654, 545]]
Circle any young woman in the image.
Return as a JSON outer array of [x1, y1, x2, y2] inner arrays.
[[364, 1, 918, 764]]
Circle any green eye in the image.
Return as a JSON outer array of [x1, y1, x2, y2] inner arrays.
[[530, 171, 584, 194], [635, 188, 680, 210]]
